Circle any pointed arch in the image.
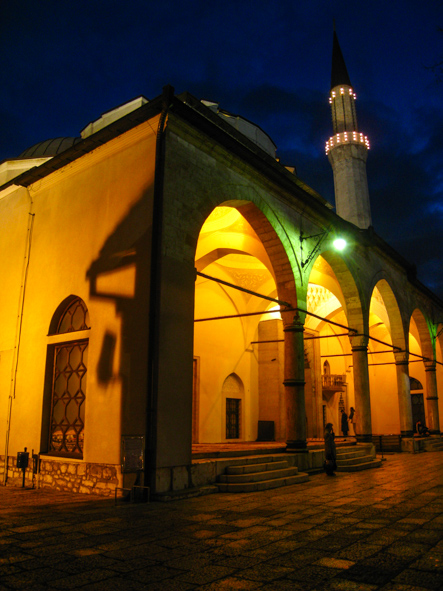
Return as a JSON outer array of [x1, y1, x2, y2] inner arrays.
[[370, 278, 406, 351], [48, 295, 90, 335], [236, 202, 297, 307], [410, 308, 434, 361], [194, 203, 297, 444], [310, 251, 365, 333]]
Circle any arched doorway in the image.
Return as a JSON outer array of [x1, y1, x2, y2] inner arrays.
[[222, 374, 244, 439]]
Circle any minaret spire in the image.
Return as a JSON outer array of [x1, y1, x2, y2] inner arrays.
[[326, 27, 372, 229], [331, 29, 351, 89]]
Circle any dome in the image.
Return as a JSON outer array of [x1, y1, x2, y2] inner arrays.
[[18, 137, 81, 159]]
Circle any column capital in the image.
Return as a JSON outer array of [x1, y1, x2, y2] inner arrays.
[[283, 379, 306, 387], [394, 351, 409, 365], [424, 360, 437, 372], [350, 334, 368, 350], [283, 312, 305, 333]]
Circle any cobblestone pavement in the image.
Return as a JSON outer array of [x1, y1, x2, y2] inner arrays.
[[1, 452, 443, 590]]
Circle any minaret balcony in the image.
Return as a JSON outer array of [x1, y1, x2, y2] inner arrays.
[[330, 86, 356, 100], [325, 131, 370, 154]]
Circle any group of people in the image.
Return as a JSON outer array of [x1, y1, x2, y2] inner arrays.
[[324, 406, 356, 476]]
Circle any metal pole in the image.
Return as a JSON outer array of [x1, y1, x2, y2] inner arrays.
[[250, 332, 350, 345], [195, 308, 295, 323], [196, 271, 292, 307]]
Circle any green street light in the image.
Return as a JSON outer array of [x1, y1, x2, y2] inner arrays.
[[333, 237, 347, 251]]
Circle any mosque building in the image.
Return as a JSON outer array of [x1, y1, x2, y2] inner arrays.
[[1, 31, 443, 497]]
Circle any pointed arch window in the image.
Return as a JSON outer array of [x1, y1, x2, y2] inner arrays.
[[48, 297, 90, 458], [56, 298, 90, 334]]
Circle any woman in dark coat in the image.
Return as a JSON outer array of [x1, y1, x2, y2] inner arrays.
[[324, 423, 337, 475]]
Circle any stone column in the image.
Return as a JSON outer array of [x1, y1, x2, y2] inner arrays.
[[283, 313, 307, 451], [425, 361, 440, 434], [350, 335, 372, 442], [394, 351, 413, 437]]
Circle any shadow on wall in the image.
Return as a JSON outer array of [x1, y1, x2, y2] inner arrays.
[[86, 185, 154, 440], [97, 331, 117, 384]]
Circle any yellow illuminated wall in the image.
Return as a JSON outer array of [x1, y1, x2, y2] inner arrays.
[[0, 116, 160, 471]]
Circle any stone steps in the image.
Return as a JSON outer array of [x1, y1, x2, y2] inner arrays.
[[428, 440, 443, 452], [226, 459, 289, 475], [216, 454, 309, 492], [336, 444, 382, 472]]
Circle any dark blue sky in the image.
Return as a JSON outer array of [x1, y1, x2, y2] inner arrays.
[[1, 0, 442, 298]]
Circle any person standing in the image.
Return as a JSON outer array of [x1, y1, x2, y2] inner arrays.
[[349, 406, 356, 436], [324, 423, 337, 476], [341, 409, 349, 439]]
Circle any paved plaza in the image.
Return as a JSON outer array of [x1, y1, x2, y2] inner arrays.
[[1, 452, 443, 590]]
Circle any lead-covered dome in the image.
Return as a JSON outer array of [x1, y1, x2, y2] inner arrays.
[[18, 137, 81, 159]]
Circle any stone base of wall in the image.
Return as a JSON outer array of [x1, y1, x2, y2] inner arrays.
[[0, 455, 122, 496], [155, 461, 217, 494]]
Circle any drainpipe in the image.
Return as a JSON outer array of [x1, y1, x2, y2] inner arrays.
[[146, 85, 175, 493], [3, 187, 35, 485]]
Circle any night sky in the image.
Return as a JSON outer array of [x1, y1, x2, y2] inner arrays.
[[2, 1, 443, 299]]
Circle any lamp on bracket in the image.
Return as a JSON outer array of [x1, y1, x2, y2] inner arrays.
[[299, 228, 347, 268]]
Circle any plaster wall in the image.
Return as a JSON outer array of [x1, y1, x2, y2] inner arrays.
[[193, 275, 260, 443], [0, 118, 159, 470], [258, 319, 285, 440], [368, 357, 400, 434]]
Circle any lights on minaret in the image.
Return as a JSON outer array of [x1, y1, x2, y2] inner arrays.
[[326, 29, 372, 229], [325, 87, 370, 154]]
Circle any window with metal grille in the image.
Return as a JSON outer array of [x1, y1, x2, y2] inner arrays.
[[48, 297, 89, 457], [226, 398, 240, 439], [49, 341, 88, 456], [56, 298, 90, 333]]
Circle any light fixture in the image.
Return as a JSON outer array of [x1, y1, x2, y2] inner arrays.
[[300, 229, 347, 268], [333, 237, 347, 251], [300, 230, 327, 268]]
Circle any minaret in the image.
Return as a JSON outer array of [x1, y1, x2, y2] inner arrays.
[[326, 29, 372, 229]]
